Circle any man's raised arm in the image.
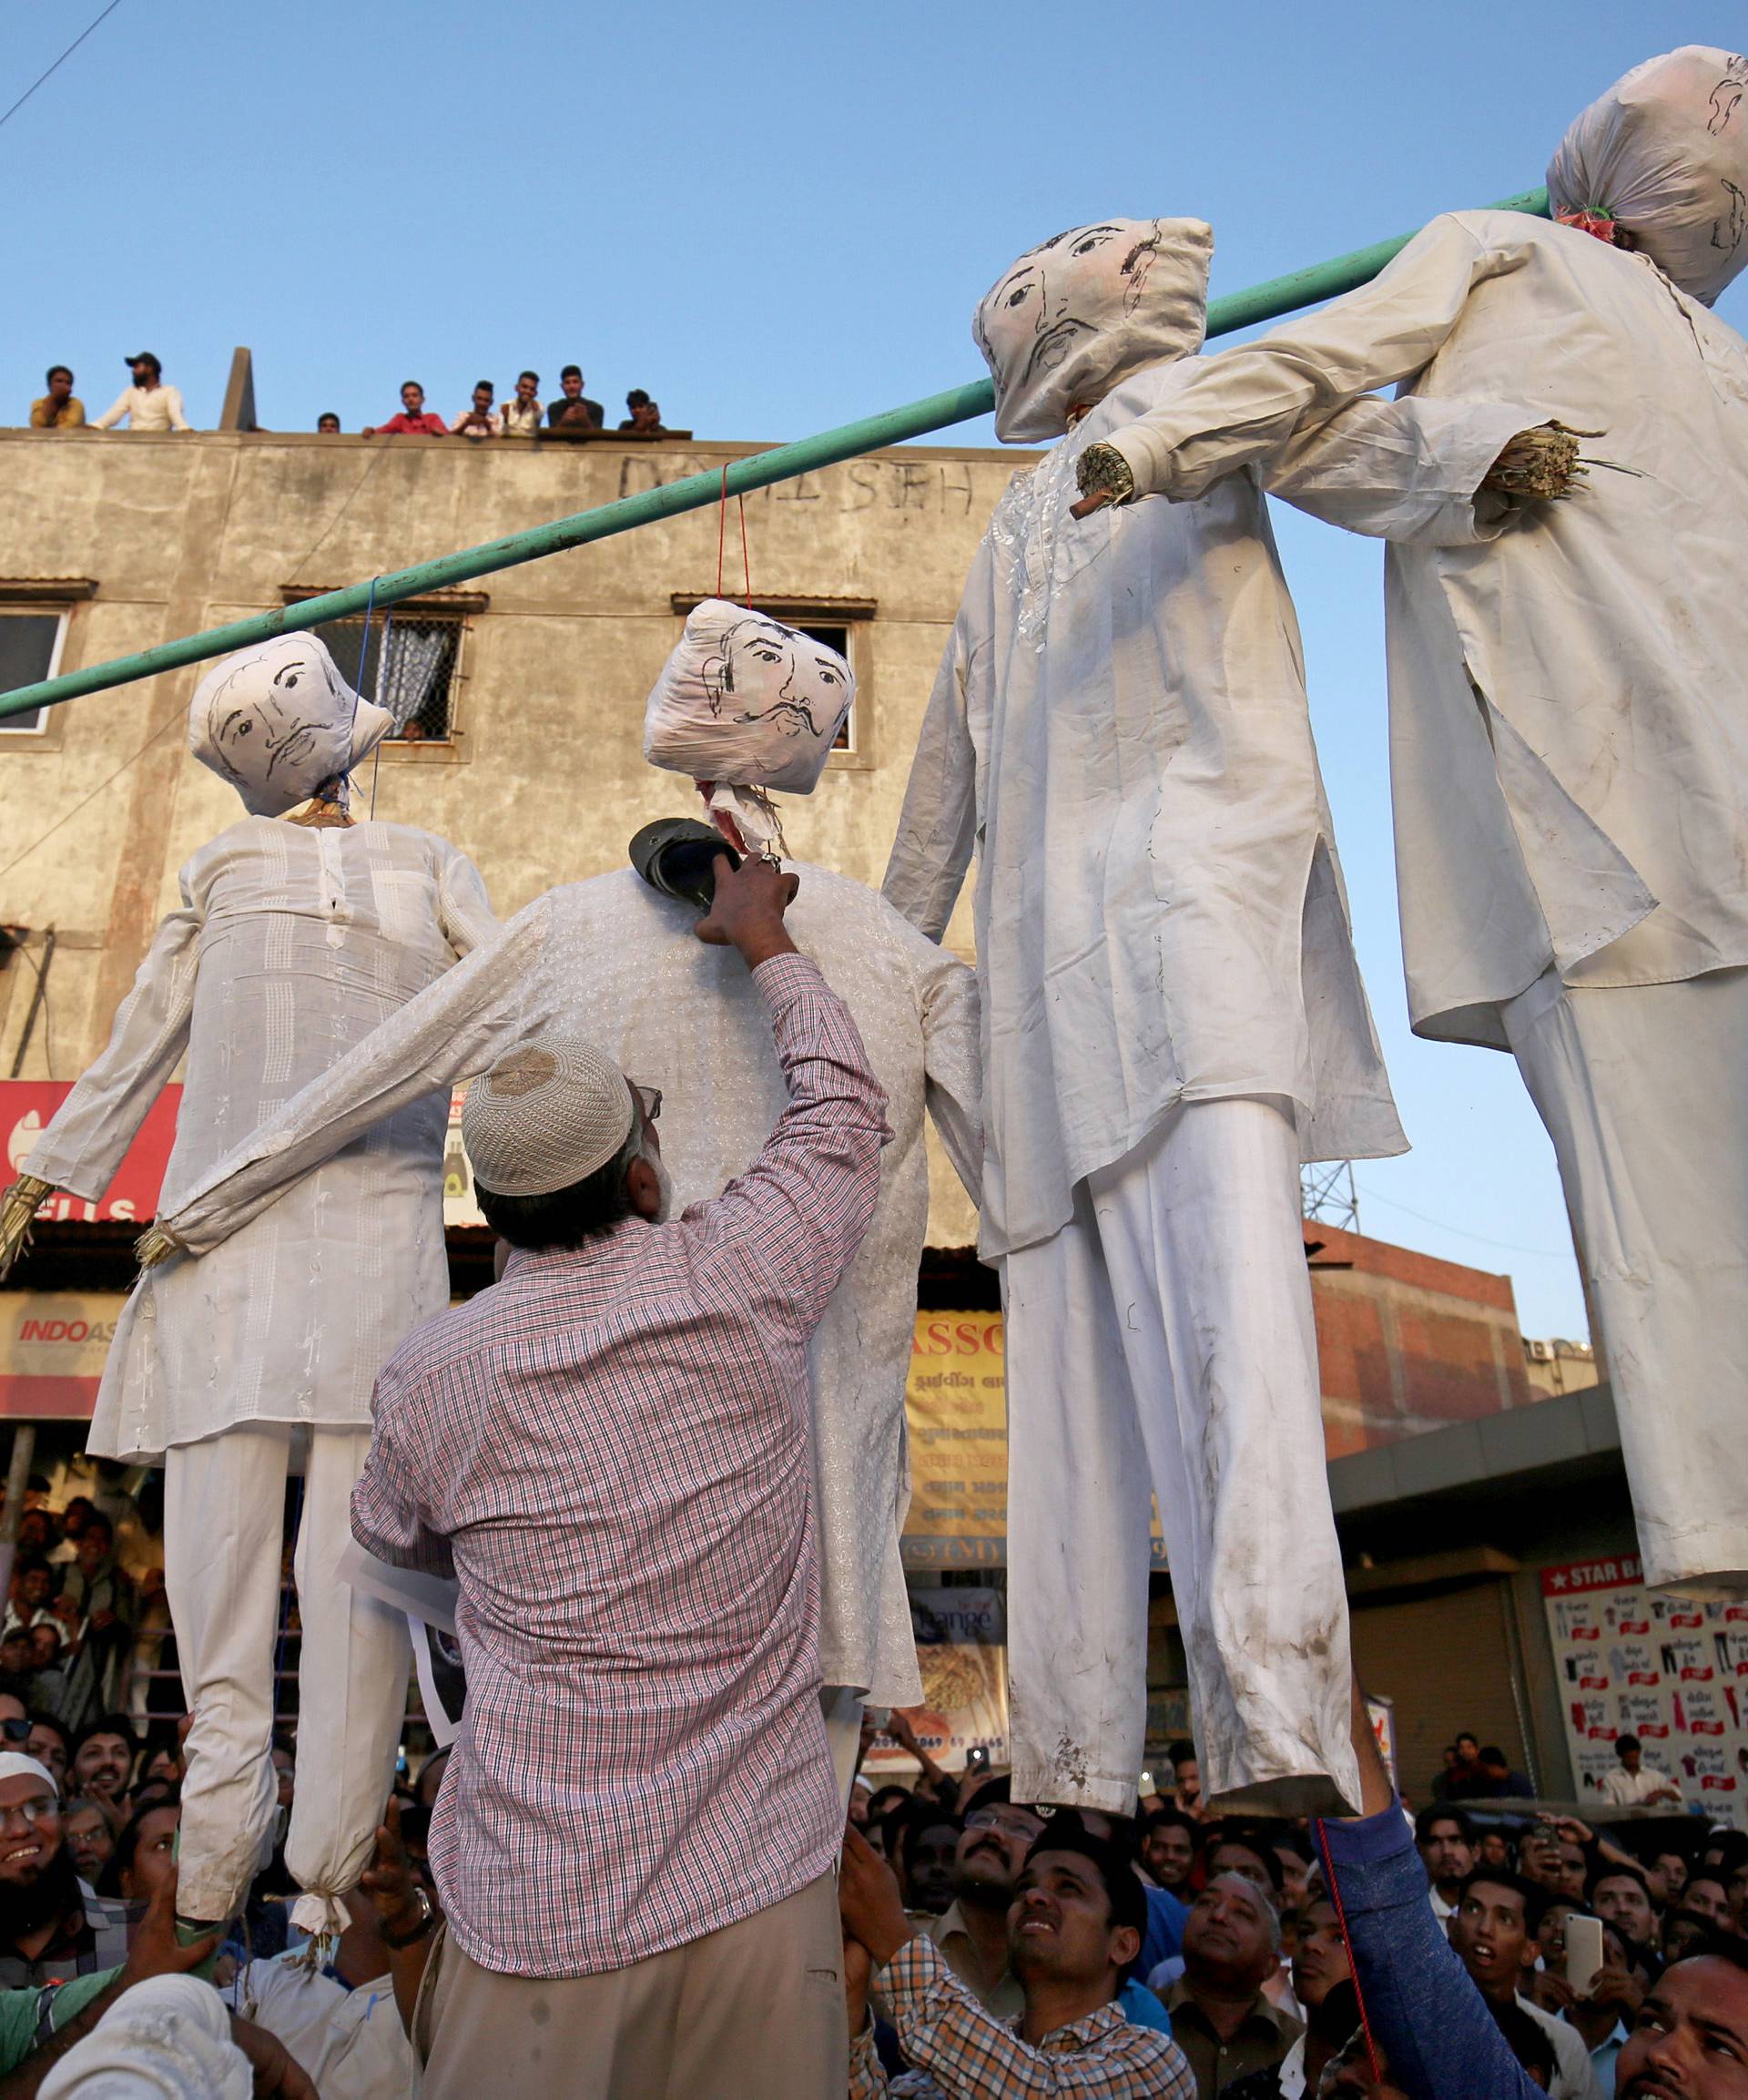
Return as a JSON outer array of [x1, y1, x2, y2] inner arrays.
[[693, 855, 890, 1335], [1311, 1679, 1540, 2100]]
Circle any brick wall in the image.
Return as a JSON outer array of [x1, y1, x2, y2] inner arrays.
[[1306, 1222, 1530, 1459]]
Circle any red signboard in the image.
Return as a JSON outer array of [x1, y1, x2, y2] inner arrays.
[[1540, 1555, 1645, 1597], [0, 1083, 181, 1223]]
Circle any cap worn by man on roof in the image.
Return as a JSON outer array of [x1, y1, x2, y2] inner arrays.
[[1547, 45, 1748, 305], [460, 1039, 635, 1198]]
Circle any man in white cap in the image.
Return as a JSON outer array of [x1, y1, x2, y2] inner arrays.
[[0, 633, 499, 1943], [0, 1753, 128, 1990], [344, 852, 884, 2099], [1074, 46, 1748, 1597]]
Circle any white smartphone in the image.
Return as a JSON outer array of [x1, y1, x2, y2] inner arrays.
[[1567, 1913, 1605, 1996]]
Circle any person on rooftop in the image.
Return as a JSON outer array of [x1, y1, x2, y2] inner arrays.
[[92, 353, 189, 433], [546, 364, 604, 433], [362, 382, 448, 439], [618, 389, 673, 435], [30, 366, 85, 430], [450, 381, 501, 441], [499, 371, 543, 438]]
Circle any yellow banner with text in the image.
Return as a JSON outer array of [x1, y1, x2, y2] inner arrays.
[[902, 1310, 1164, 1571]]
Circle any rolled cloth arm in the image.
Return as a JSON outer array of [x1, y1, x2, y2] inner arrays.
[[1079, 420, 1581, 510]]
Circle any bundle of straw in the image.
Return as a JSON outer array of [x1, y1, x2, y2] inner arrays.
[[0, 1177, 53, 1280], [1073, 443, 1138, 509], [1482, 423, 1585, 502]]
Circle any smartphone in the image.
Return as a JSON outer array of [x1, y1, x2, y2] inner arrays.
[[1567, 1913, 1605, 1996]]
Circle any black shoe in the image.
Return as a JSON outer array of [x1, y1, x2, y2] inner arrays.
[[629, 819, 741, 912]]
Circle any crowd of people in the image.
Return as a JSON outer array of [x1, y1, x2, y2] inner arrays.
[[838, 1728, 1748, 2100], [355, 371, 680, 439], [0, 1478, 168, 1739], [0, 1698, 446, 2095], [22, 354, 682, 440]]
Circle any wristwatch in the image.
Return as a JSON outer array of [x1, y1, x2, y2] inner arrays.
[[380, 1885, 435, 1949]]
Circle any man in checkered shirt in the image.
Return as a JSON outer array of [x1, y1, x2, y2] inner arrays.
[[839, 1818, 1194, 2096], [351, 854, 889, 2100]]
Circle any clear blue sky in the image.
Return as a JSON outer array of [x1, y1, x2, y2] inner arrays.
[[7, 0, 1743, 1336]]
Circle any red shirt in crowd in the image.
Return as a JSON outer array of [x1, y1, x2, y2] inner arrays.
[[371, 411, 449, 435]]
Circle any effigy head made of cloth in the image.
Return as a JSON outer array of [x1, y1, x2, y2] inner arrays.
[[1548, 46, 1748, 306], [643, 599, 854, 856], [188, 633, 393, 818], [973, 217, 1213, 443]]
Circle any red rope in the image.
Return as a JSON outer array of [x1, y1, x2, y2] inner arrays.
[[714, 464, 754, 606], [1315, 1818, 1385, 2085]]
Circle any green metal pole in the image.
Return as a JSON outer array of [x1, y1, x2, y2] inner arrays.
[[0, 186, 1548, 723]]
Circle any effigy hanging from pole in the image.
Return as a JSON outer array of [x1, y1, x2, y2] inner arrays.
[[882, 215, 1420, 1816], [1078, 44, 1748, 1601], [1, 636, 500, 1938]]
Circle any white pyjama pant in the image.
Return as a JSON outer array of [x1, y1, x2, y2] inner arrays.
[[1503, 965, 1748, 1595], [1002, 1096, 1359, 1818], [164, 1423, 412, 1932]]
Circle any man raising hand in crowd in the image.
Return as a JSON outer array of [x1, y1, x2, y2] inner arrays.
[[839, 1818, 1193, 2094]]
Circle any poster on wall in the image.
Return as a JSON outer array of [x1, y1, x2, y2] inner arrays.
[[900, 1311, 1165, 1572], [1542, 1554, 1748, 1829], [862, 1586, 1010, 1779]]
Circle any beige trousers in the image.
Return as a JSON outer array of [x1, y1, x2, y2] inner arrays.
[[416, 1872, 847, 2100]]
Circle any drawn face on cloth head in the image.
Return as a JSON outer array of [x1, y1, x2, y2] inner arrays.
[[1548, 46, 1748, 305], [188, 634, 393, 817], [643, 599, 854, 855], [974, 216, 1214, 443]]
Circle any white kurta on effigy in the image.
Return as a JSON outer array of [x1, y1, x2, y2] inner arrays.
[[1085, 46, 1748, 1593], [155, 864, 981, 1711]]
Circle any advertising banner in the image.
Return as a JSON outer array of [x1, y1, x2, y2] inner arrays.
[[0, 1292, 127, 1418], [864, 1586, 1009, 1778], [1, 1082, 181, 1223], [902, 1314, 1008, 1568], [901, 1310, 1164, 1571], [1542, 1554, 1748, 1828]]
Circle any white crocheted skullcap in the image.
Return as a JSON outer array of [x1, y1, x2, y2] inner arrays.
[[0, 1753, 57, 1797], [462, 1036, 637, 1198]]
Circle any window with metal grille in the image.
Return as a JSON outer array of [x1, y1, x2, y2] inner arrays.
[[0, 613, 67, 735], [318, 615, 462, 741]]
